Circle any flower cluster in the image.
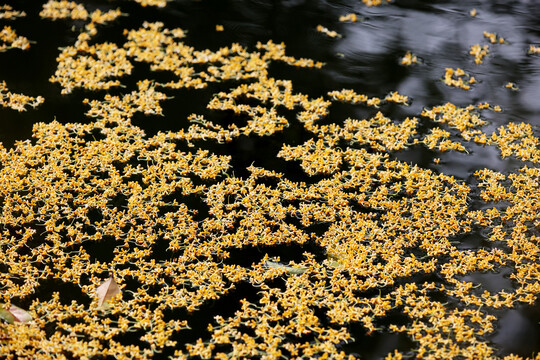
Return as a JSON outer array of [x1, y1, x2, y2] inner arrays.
[[385, 91, 409, 105], [442, 68, 476, 90], [400, 51, 418, 66], [528, 45, 540, 54], [339, 13, 358, 22], [328, 88, 382, 107], [124, 22, 321, 93], [316, 25, 342, 38], [483, 31, 506, 44], [40, 0, 122, 25], [362, 0, 391, 6], [133, 0, 168, 7], [41, 2, 126, 94], [422, 127, 467, 152], [0, 25, 30, 51], [0, 5, 25, 20], [489, 122, 540, 162], [40, 0, 90, 20], [0, 81, 44, 111], [421, 102, 491, 132], [505, 82, 519, 90], [468, 31, 508, 64], [469, 44, 489, 64], [51, 40, 132, 94]]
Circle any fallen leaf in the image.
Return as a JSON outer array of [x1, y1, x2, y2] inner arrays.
[[9, 305, 32, 323], [0, 304, 32, 324], [96, 276, 121, 308]]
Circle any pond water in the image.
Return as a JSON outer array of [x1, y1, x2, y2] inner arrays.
[[1, 0, 540, 359]]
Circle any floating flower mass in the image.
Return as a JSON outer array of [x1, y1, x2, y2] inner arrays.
[[0, 1, 540, 360], [470, 43, 490, 64], [339, 13, 359, 22], [400, 51, 418, 66], [0, 25, 30, 51], [316, 24, 342, 38], [483, 31, 506, 44], [0, 5, 26, 20], [442, 67, 476, 90]]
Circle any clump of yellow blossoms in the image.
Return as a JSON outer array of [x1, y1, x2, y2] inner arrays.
[[41, 1, 126, 94], [40, 1, 123, 39], [420, 103, 540, 163], [400, 51, 418, 66], [41, 0, 122, 25], [442, 67, 476, 90], [483, 31, 506, 44], [469, 32, 507, 64], [362, 0, 391, 6], [0, 81, 44, 111], [489, 122, 540, 162], [339, 13, 358, 22], [40, 0, 90, 20], [0, 25, 30, 51], [385, 91, 409, 105], [528, 45, 540, 54], [422, 127, 467, 152], [0, 5, 26, 20], [133, 0, 168, 7], [316, 24, 342, 38], [51, 40, 132, 94], [421, 102, 489, 132], [505, 82, 519, 90], [470, 44, 489, 64], [328, 88, 382, 107]]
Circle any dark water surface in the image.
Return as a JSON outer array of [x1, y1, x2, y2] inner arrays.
[[1, 0, 540, 358]]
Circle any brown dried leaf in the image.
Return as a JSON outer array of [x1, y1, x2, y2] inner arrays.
[[9, 304, 32, 323], [96, 276, 121, 308]]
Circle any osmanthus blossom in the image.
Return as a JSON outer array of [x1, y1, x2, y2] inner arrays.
[[0, 1, 539, 360]]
